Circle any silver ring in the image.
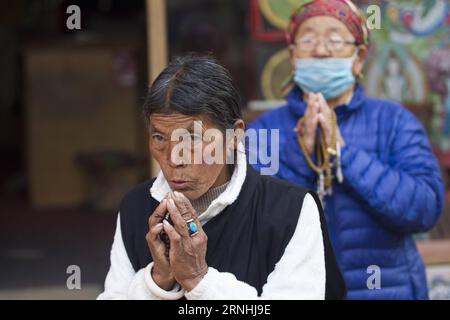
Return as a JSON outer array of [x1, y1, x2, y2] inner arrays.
[[186, 218, 198, 237]]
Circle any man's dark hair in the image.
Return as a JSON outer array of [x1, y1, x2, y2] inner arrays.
[[143, 55, 242, 130]]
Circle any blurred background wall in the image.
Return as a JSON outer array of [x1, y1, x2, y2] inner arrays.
[[0, 0, 449, 299]]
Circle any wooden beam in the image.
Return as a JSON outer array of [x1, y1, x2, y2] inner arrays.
[[146, 0, 168, 177]]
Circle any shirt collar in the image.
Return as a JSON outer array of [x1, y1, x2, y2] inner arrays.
[[149, 142, 247, 225]]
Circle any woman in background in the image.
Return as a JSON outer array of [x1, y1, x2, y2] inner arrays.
[[249, 0, 444, 299]]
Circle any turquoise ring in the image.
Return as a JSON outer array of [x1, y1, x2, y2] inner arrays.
[[186, 219, 198, 236]]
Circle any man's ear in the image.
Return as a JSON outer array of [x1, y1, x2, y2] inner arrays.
[[229, 119, 245, 150], [353, 45, 368, 77]]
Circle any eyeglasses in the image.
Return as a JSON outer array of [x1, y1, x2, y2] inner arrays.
[[294, 36, 357, 53]]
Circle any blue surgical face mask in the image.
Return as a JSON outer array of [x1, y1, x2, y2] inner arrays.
[[294, 51, 358, 100]]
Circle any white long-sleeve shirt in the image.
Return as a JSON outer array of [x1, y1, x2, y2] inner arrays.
[[97, 145, 325, 300]]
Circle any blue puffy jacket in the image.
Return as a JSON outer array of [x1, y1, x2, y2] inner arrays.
[[248, 84, 444, 299]]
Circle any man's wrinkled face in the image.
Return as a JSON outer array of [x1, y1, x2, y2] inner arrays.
[[149, 113, 231, 201]]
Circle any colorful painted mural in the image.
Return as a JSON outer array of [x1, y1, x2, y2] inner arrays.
[[359, 0, 450, 150]]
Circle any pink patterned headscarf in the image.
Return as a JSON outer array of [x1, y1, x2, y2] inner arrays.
[[286, 0, 370, 46]]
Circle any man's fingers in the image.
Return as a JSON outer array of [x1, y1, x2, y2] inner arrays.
[[310, 93, 320, 111], [316, 93, 327, 106], [304, 96, 312, 118], [167, 198, 190, 238], [313, 101, 320, 114], [146, 223, 169, 262], [318, 114, 331, 132], [316, 93, 332, 116], [317, 114, 333, 145], [149, 223, 164, 241], [147, 223, 165, 252], [304, 113, 319, 138], [304, 94, 315, 119], [174, 191, 204, 234], [305, 99, 320, 127], [172, 191, 194, 220], [306, 115, 319, 142], [163, 219, 182, 248], [148, 199, 168, 229]]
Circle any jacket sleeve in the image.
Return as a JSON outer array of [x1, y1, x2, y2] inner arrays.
[[247, 117, 316, 189], [340, 108, 444, 234]]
